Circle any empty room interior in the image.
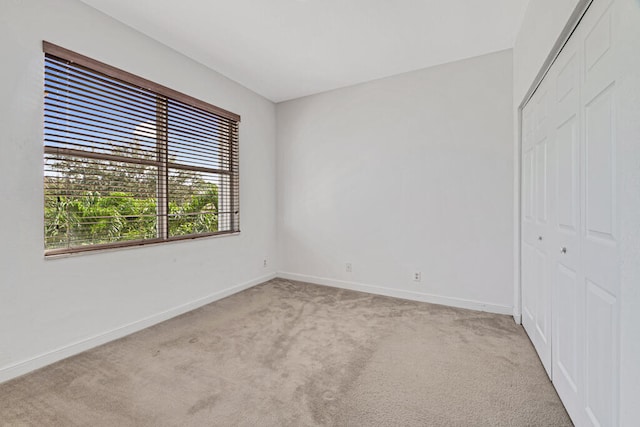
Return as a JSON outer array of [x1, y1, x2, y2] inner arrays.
[[1, 0, 639, 425]]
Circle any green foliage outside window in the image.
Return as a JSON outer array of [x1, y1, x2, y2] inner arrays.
[[44, 154, 219, 250]]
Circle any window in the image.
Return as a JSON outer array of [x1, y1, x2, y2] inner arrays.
[[43, 42, 240, 255]]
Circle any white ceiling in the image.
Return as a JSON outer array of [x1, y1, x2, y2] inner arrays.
[[81, 0, 530, 103]]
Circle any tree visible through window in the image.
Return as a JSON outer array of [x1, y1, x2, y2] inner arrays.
[[43, 42, 240, 255]]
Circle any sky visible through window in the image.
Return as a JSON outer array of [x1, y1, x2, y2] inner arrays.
[[44, 60, 224, 169]]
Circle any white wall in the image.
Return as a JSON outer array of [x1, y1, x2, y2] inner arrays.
[[513, 0, 580, 104], [277, 50, 514, 314], [0, 0, 277, 381]]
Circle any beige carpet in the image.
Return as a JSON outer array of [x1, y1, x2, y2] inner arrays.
[[0, 278, 572, 426]]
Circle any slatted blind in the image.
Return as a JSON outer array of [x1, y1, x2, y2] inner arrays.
[[43, 42, 240, 255]]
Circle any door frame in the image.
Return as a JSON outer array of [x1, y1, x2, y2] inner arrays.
[[514, 0, 594, 324]]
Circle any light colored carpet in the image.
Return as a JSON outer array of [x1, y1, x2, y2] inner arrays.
[[0, 278, 572, 426]]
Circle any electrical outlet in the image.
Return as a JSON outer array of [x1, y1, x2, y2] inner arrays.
[[263, 258, 268, 268], [346, 263, 352, 273], [413, 272, 421, 282]]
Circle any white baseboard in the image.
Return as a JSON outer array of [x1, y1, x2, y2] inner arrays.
[[513, 311, 522, 325], [278, 272, 513, 316], [0, 272, 277, 384]]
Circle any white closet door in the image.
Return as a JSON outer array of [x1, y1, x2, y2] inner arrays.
[[521, 99, 537, 353], [580, 0, 620, 425], [521, 79, 553, 376], [550, 28, 585, 425], [521, 0, 623, 425]]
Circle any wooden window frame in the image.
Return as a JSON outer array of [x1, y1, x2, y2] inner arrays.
[[43, 42, 241, 256]]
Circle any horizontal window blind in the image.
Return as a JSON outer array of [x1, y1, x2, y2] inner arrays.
[[43, 42, 240, 255]]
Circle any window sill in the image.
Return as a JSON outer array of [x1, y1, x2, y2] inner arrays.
[[44, 230, 241, 259]]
